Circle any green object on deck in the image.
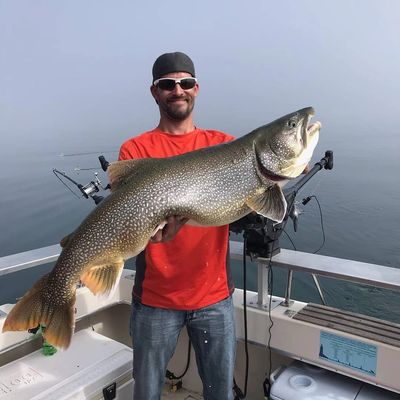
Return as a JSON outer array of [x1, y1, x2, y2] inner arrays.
[[38, 324, 57, 356], [42, 339, 57, 356]]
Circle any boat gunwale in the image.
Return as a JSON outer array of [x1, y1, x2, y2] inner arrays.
[[1, 241, 400, 292]]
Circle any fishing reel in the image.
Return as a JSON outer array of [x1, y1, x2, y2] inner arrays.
[[53, 155, 110, 204], [79, 172, 103, 199], [229, 150, 334, 259]]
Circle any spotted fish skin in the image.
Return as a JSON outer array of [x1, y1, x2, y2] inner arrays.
[[2, 107, 320, 348]]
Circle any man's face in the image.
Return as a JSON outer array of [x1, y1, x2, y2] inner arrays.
[[151, 72, 199, 121]]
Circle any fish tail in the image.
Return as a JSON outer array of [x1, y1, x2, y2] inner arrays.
[[2, 273, 76, 349]]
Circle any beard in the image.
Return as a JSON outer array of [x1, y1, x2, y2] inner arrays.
[[160, 95, 195, 121]]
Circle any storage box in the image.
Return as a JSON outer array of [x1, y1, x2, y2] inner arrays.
[[356, 384, 400, 400], [270, 361, 362, 400], [0, 329, 133, 400]]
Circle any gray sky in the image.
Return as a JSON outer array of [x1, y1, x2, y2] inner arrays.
[[1, 0, 399, 155]]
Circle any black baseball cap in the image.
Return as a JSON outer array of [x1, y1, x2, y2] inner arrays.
[[152, 52, 196, 82]]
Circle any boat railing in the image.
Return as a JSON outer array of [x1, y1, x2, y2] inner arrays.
[[0, 244, 61, 277], [1, 242, 400, 307], [229, 241, 400, 308]]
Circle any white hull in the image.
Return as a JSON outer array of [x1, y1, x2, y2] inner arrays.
[[1, 243, 400, 399]]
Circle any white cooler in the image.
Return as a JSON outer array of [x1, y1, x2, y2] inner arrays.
[[270, 361, 362, 400], [356, 384, 400, 400], [0, 329, 133, 400]]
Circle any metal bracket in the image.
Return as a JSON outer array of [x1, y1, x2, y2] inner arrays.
[[245, 262, 281, 311], [283, 309, 297, 318], [246, 294, 281, 311]]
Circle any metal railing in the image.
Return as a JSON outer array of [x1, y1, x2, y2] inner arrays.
[[0, 244, 61, 277], [1, 241, 400, 305], [229, 241, 400, 308]]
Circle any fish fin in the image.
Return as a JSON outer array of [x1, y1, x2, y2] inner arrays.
[[60, 232, 74, 248], [80, 260, 124, 296], [246, 184, 287, 223], [2, 273, 76, 349], [108, 159, 150, 192]]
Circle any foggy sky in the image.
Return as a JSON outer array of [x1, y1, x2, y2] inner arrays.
[[1, 0, 400, 156]]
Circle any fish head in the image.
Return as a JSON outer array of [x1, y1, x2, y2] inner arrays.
[[253, 106, 321, 179]]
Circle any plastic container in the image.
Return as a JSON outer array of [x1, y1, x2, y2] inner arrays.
[[356, 384, 400, 400], [0, 329, 133, 399], [270, 360, 362, 400]]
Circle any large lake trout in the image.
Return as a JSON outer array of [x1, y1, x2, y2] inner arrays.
[[3, 107, 320, 348]]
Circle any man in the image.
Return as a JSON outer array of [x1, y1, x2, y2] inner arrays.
[[119, 52, 236, 400]]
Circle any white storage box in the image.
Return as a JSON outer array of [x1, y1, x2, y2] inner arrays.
[[270, 361, 362, 400], [0, 329, 133, 400], [356, 384, 400, 400]]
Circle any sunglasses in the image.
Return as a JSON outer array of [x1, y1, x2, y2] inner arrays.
[[153, 77, 197, 91]]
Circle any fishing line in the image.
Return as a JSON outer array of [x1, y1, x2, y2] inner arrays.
[[302, 195, 326, 254], [283, 230, 297, 251], [263, 245, 275, 399], [74, 167, 101, 171], [52, 169, 82, 199], [59, 150, 118, 157], [311, 196, 326, 254]]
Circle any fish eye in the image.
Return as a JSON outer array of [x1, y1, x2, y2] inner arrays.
[[287, 119, 297, 129]]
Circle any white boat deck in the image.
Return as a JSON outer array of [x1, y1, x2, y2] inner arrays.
[[162, 386, 202, 399], [1, 243, 400, 399]]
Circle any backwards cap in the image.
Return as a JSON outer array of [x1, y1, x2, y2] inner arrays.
[[152, 52, 195, 82]]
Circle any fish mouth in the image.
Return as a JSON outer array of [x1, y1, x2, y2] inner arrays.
[[303, 119, 321, 153], [307, 121, 321, 135], [302, 113, 321, 147]]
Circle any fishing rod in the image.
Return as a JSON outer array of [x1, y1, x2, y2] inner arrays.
[[53, 156, 110, 205], [59, 150, 118, 157]]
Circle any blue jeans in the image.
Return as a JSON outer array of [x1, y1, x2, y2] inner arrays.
[[130, 296, 236, 400]]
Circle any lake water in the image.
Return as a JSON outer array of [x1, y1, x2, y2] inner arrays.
[[1, 126, 400, 323]]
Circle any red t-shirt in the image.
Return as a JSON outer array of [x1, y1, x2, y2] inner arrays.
[[119, 128, 235, 310]]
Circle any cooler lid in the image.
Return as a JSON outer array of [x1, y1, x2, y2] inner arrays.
[[270, 361, 362, 400], [0, 329, 133, 400]]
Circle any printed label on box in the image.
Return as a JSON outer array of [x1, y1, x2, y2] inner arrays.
[[319, 331, 377, 376], [0, 365, 44, 397]]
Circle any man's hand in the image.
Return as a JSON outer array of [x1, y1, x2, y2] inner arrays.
[[150, 215, 189, 243]]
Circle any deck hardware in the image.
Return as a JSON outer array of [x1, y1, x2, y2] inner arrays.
[[312, 273, 327, 305], [282, 269, 294, 307], [246, 262, 281, 311], [284, 309, 297, 318], [102, 381, 117, 400]]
